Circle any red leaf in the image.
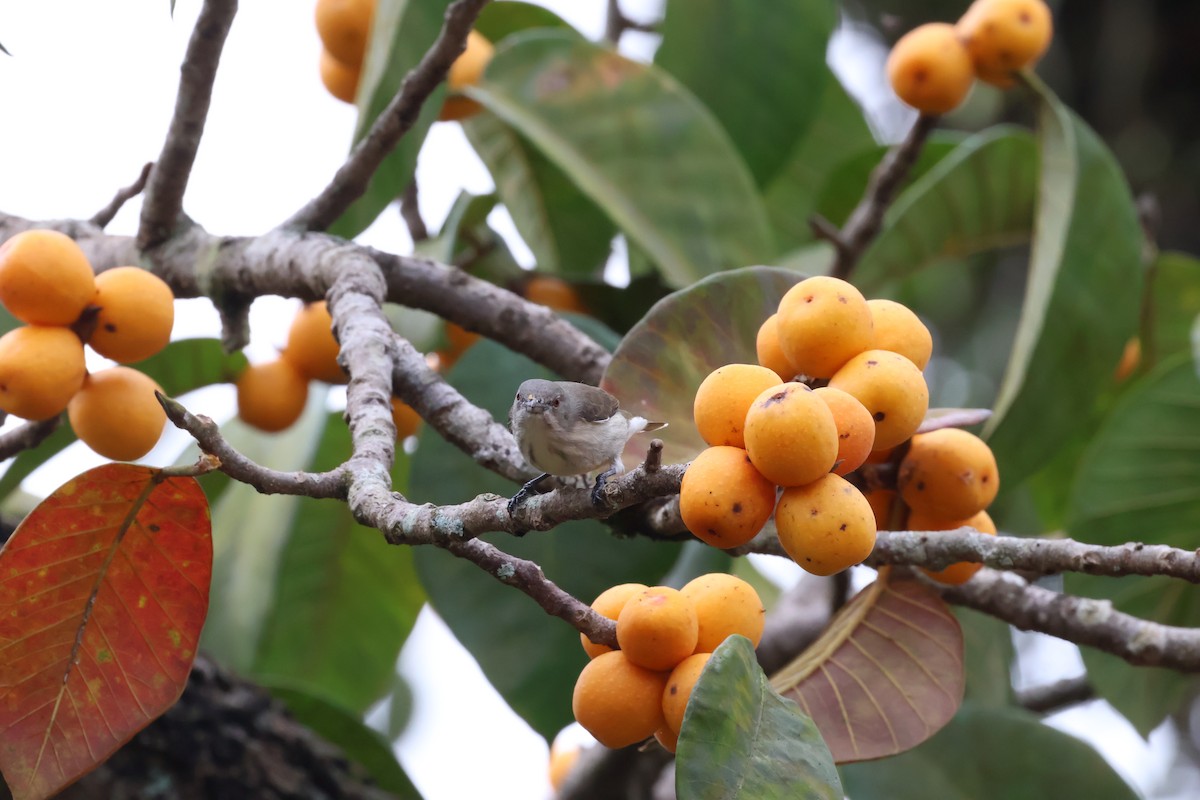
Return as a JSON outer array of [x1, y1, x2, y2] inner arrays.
[[0, 463, 212, 800], [770, 569, 964, 763]]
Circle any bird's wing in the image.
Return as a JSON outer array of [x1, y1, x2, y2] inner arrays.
[[572, 383, 620, 423]]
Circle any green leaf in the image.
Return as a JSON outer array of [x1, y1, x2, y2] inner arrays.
[[840, 705, 1138, 800], [416, 190, 525, 286], [410, 324, 680, 740], [136, 338, 248, 395], [328, 0, 450, 239], [762, 81, 874, 253], [955, 607, 1014, 709], [463, 111, 614, 276], [465, 31, 773, 287], [1064, 355, 1200, 734], [983, 84, 1144, 485], [252, 412, 423, 714], [201, 395, 331, 672], [269, 683, 420, 798], [1148, 251, 1200, 367], [655, 0, 837, 187], [474, 1, 574, 43], [676, 636, 841, 800], [853, 126, 1038, 292], [601, 266, 800, 466]]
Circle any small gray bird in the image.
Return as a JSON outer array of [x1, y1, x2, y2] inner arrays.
[[508, 378, 665, 513]]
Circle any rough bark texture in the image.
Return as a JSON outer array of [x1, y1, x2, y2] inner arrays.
[[0, 657, 391, 800]]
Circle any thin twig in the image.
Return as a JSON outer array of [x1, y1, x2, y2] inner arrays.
[[399, 180, 429, 242], [604, 0, 657, 42], [138, 0, 238, 250], [813, 113, 938, 280], [285, 0, 492, 232], [944, 569, 1200, 671], [157, 393, 348, 498], [1017, 676, 1096, 714], [90, 162, 154, 229], [441, 537, 618, 647], [389, 332, 532, 484], [0, 416, 62, 461]]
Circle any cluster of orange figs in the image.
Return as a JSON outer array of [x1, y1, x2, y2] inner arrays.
[[887, 0, 1054, 115], [681, 275, 1001, 585], [0, 230, 175, 461], [571, 573, 765, 753]]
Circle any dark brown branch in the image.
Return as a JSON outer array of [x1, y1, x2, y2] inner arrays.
[[814, 113, 938, 280], [0, 416, 61, 461], [944, 569, 1200, 671], [604, 0, 658, 42], [869, 529, 1200, 582], [138, 0, 238, 250], [399, 180, 429, 242], [441, 537, 618, 647], [158, 393, 347, 498], [1017, 676, 1096, 714], [285, 0, 492, 232], [389, 333, 532, 483], [90, 162, 153, 229]]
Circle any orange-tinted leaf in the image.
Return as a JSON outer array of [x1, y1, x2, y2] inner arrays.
[[0, 464, 212, 800], [770, 569, 964, 763]]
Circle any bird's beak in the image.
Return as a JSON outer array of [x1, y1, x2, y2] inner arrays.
[[519, 395, 550, 413]]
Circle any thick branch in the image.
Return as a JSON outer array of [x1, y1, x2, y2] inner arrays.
[[0, 214, 609, 385], [285, 0, 492, 232], [813, 113, 937, 280], [441, 537, 617, 647], [870, 529, 1200, 582], [139, 0, 238, 250], [0, 416, 61, 461], [158, 394, 347, 498], [328, 265, 404, 529], [90, 162, 153, 229], [944, 569, 1200, 671]]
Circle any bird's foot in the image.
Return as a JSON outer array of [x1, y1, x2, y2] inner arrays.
[[590, 467, 619, 509], [508, 473, 551, 518]]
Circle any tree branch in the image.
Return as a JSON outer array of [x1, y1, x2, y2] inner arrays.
[[1016, 676, 1096, 714], [158, 394, 348, 498], [285, 0, 492, 232], [870, 529, 1200, 582], [812, 113, 938, 280], [441, 537, 618, 647], [138, 0, 238, 250], [0, 416, 61, 461], [389, 332, 532, 483], [0, 214, 610, 385], [944, 569, 1200, 671], [90, 162, 153, 229], [399, 180, 429, 242]]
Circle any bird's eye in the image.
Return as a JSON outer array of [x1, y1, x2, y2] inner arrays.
[[552, 398, 560, 407]]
